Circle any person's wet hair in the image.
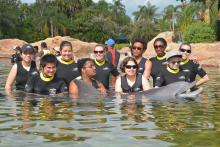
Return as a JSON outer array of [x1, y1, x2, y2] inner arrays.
[[120, 56, 138, 73], [41, 42, 47, 48], [153, 38, 167, 48], [131, 38, 147, 51], [77, 58, 94, 74], [60, 41, 72, 51], [40, 54, 58, 68]]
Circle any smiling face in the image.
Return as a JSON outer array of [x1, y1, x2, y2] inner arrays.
[[154, 41, 166, 57], [179, 44, 191, 60], [60, 45, 73, 61], [82, 60, 96, 78], [167, 56, 182, 70], [42, 63, 57, 77], [131, 42, 144, 58], [124, 60, 138, 76], [94, 46, 105, 61]]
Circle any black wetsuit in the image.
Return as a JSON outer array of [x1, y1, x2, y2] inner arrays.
[[94, 60, 119, 89], [15, 61, 37, 91], [25, 72, 67, 95], [150, 56, 166, 86], [138, 57, 147, 74], [56, 59, 80, 87], [121, 74, 143, 93], [155, 67, 189, 87], [180, 60, 207, 82]]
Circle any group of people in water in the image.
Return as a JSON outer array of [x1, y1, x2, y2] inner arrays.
[[4, 37, 209, 98]]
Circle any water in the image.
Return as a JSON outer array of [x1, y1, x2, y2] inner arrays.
[[0, 59, 220, 146]]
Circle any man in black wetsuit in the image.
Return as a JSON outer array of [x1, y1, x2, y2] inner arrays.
[[93, 44, 120, 89], [155, 50, 189, 87], [25, 54, 67, 95]]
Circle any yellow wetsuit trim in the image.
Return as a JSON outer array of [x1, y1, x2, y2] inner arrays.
[[180, 59, 189, 65], [57, 56, 74, 65], [157, 55, 166, 60], [95, 59, 105, 66], [40, 72, 54, 82], [167, 66, 180, 74]]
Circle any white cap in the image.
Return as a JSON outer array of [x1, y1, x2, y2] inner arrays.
[[166, 50, 182, 61]]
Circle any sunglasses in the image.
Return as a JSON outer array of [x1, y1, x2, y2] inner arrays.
[[170, 61, 181, 65], [154, 45, 164, 49], [132, 46, 142, 50], [94, 50, 104, 54], [125, 65, 138, 69], [179, 48, 191, 53]]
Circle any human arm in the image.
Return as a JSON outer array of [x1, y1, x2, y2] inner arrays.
[[97, 81, 107, 95], [143, 59, 152, 80], [111, 65, 120, 87], [195, 64, 209, 87], [115, 76, 123, 93], [142, 75, 151, 91], [196, 74, 209, 87], [5, 64, 17, 95], [69, 80, 79, 98]]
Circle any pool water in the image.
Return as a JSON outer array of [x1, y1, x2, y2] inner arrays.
[[0, 59, 220, 146]]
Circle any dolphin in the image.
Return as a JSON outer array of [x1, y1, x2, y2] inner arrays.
[[74, 80, 203, 101], [137, 81, 203, 101]]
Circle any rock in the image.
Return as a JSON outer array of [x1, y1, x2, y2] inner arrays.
[[143, 32, 220, 68], [0, 39, 27, 57], [31, 36, 97, 58]]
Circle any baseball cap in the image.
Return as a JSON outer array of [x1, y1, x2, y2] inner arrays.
[[166, 50, 182, 61], [105, 38, 115, 46], [21, 44, 35, 54]]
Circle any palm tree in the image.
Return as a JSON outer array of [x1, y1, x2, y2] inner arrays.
[[33, 6, 68, 37], [133, 1, 159, 22]]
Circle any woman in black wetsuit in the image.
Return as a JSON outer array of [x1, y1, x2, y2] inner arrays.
[[179, 43, 209, 87], [150, 38, 167, 87], [25, 54, 67, 95], [115, 57, 151, 93], [5, 44, 37, 94], [55, 41, 80, 87]]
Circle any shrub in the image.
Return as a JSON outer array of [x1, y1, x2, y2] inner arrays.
[[183, 21, 216, 43]]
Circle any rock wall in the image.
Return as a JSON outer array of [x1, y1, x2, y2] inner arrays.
[[0, 33, 220, 67]]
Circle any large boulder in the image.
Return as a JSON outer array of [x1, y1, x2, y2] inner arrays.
[[31, 36, 97, 58], [143, 31, 220, 67], [0, 39, 27, 57]]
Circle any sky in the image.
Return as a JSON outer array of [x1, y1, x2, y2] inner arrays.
[[21, 0, 181, 17]]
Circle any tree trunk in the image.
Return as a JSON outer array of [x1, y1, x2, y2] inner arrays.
[[50, 19, 54, 37]]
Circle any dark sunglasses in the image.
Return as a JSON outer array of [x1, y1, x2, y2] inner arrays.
[[154, 45, 164, 49], [179, 48, 191, 53], [125, 65, 138, 69], [170, 61, 181, 65], [94, 50, 104, 54], [132, 46, 142, 50]]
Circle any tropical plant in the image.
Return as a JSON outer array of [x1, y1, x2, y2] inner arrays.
[[182, 21, 216, 43]]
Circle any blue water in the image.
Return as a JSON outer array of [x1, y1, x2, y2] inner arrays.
[[0, 59, 220, 146]]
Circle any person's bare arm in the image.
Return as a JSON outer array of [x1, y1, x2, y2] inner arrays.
[[196, 74, 209, 87], [5, 64, 17, 95], [115, 76, 123, 93], [142, 75, 151, 91], [143, 60, 152, 80], [69, 80, 79, 98]]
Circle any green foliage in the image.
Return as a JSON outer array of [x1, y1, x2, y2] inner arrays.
[[183, 21, 216, 43]]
